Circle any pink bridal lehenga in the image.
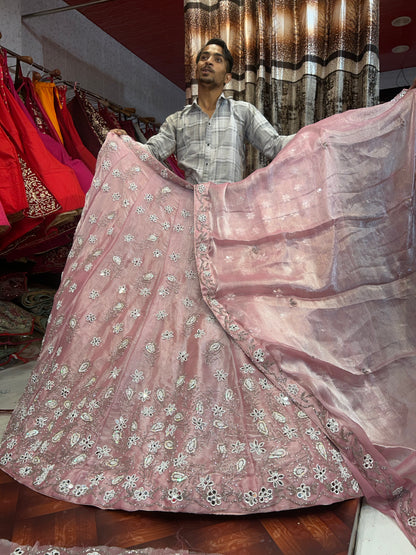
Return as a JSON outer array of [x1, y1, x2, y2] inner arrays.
[[1, 90, 415, 547]]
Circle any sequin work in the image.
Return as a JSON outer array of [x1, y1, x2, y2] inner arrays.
[[1, 90, 416, 548], [0, 135, 358, 513]]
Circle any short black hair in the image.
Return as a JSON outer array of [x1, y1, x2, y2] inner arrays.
[[196, 38, 234, 73]]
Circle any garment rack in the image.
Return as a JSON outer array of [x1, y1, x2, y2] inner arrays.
[[1, 37, 160, 126]]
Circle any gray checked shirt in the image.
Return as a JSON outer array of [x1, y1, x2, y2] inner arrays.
[[145, 94, 294, 184]]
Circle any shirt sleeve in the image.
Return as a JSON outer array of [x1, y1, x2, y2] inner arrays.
[[244, 103, 295, 159], [145, 113, 177, 161]]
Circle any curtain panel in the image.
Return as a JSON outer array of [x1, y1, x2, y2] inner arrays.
[[184, 0, 380, 173]]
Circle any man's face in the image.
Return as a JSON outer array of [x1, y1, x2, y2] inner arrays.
[[196, 44, 231, 87]]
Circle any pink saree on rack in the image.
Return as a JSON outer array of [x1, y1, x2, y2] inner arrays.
[[1, 90, 415, 546]]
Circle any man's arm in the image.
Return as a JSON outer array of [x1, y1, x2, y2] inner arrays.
[[244, 103, 295, 160], [145, 115, 177, 161], [107, 121, 176, 163]]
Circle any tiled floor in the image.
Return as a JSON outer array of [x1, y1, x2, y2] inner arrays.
[[355, 503, 415, 555], [0, 362, 415, 554]]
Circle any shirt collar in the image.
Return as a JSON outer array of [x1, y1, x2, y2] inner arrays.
[[191, 92, 227, 112]]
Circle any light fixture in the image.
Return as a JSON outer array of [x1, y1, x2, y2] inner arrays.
[[392, 45, 410, 54], [391, 16, 412, 27]]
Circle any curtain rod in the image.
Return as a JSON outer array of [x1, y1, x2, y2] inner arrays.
[[22, 0, 117, 19], [1, 42, 159, 125]]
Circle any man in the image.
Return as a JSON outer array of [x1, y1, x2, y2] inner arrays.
[[143, 38, 295, 184], [114, 39, 415, 185]]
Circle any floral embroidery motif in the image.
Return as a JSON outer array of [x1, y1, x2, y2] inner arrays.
[[0, 136, 369, 520]]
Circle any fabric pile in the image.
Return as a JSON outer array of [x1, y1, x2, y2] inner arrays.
[[0, 293, 57, 368], [0, 272, 57, 367], [0, 300, 40, 367], [20, 288, 57, 334]]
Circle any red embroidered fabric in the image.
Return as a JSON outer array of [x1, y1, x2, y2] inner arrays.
[[0, 52, 85, 254], [55, 85, 97, 174], [0, 124, 27, 218], [0, 83, 84, 213], [67, 91, 109, 157]]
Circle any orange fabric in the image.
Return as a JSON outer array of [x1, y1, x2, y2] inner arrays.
[[33, 81, 64, 143]]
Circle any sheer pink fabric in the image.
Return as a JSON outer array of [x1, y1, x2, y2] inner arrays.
[[0, 91, 415, 546], [194, 89, 416, 542]]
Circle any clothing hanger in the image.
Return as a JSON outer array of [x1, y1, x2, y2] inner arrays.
[[0, 34, 158, 124]]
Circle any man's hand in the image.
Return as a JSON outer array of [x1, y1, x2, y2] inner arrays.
[[109, 128, 128, 136]]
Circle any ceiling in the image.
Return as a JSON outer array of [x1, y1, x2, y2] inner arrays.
[[378, 0, 416, 74], [62, 0, 415, 90], [64, 0, 186, 89]]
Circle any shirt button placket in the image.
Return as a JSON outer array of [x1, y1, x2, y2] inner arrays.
[[203, 120, 213, 180]]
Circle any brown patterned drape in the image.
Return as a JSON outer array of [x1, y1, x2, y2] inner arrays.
[[184, 0, 379, 172]]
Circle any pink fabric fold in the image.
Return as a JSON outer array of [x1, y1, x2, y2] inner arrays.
[[194, 89, 416, 542]]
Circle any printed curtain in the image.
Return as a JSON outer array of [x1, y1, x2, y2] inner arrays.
[[184, 0, 380, 173]]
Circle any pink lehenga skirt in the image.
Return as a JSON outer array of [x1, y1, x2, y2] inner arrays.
[[1, 91, 415, 546]]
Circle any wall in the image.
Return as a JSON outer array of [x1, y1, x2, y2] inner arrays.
[[380, 67, 416, 90], [0, 0, 185, 123], [0, 1, 23, 53]]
